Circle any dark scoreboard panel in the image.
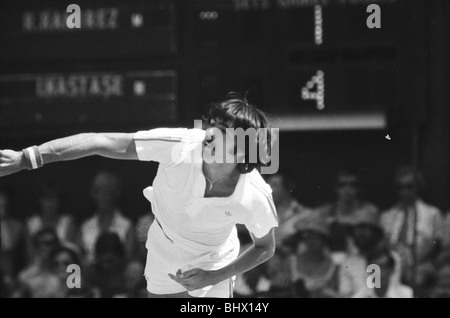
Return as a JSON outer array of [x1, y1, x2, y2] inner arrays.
[[0, 0, 178, 136], [0, 69, 177, 130], [0, 0, 431, 136], [0, 0, 176, 60], [181, 0, 430, 130]]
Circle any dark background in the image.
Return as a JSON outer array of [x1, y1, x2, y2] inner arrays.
[[0, 0, 449, 223]]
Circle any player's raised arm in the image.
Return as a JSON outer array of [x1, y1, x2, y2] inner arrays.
[[0, 132, 138, 177]]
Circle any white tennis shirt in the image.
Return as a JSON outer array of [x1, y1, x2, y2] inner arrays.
[[134, 128, 278, 256]]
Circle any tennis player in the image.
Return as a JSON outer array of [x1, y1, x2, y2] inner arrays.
[[0, 93, 278, 298]]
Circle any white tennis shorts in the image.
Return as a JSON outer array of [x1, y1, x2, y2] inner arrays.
[[144, 220, 239, 298]]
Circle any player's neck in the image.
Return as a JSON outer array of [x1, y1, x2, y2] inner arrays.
[[203, 161, 239, 180], [202, 161, 240, 196]]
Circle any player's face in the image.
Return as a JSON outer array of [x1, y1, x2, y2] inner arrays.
[[203, 118, 238, 164]]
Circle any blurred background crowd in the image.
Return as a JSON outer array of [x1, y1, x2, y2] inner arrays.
[[0, 171, 150, 298], [1, 164, 450, 298], [234, 166, 450, 298]]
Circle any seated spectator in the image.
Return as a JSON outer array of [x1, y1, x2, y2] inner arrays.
[[285, 214, 340, 298], [79, 171, 135, 263], [47, 245, 93, 298], [134, 212, 154, 263], [381, 165, 443, 295], [357, 250, 413, 298], [442, 211, 450, 250], [0, 269, 7, 298], [14, 228, 62, 298], [124, 260, 147, 298], [265, 168, 310, 254], [316, 168, 379, 259], [27, 182, 76, 246], [84, 232, 128, 298], [0, 186, 27, 293], [263, 249, 295, 297], [339, 208, 392, 297], [430, 251, 450, 298]]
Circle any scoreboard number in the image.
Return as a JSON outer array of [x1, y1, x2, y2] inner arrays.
[[301, 70, 325, 110], [314, 5, 323, 45]]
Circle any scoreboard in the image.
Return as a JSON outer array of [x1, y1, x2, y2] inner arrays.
[[0, 0, 431, 136], [0, 0, 178, 135], [0, 1, 176, 60], [181, 0, 430, 130]]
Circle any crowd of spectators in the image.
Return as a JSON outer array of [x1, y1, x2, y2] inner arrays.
[[0, 171, 148, 298], [235, 165, 450, 298], [1, 165, 450, 298]]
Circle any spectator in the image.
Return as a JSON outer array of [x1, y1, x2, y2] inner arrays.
[[316, 168, 379, 259], [124, 260, 147, 298], [14, 228, 61, 297], [26, 183, 76, 253], [263, 248, 294, 297], [265, 168, 309, 252], [0, 269, 7, 298], [442, 211, 450, 250], [339, 207, 393, 297], [286, 213, 340, 298], [0, 186, 27, 293], [134, 212, 154, 263], [47, 245, 92, 298], [359, 250, 413, 298], [84, 232, 128, 298], [381, 165, 443, 295], [430, 251, 450, 298], [79, 171, 135, 262]]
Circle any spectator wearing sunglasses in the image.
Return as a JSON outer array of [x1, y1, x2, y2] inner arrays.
[[316, 168, 379, 261], [381, 165, 443, 297]]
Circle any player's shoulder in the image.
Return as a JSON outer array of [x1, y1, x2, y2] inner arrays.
[[134, 127, 205, 143], [247, 170, 273, 200]]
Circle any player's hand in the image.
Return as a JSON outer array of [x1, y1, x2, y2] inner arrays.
[[168, 268, 217, 291], [0, 149, 25, 177]]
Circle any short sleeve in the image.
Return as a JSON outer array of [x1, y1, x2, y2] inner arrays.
[[244, 191, 278, 239], [134, 128, 204, 166]]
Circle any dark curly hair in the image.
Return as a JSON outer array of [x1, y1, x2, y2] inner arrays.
[[204, 92, 273, 174]]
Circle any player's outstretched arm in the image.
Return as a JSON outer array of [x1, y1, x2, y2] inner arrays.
[[0, 132, 138, 177]]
